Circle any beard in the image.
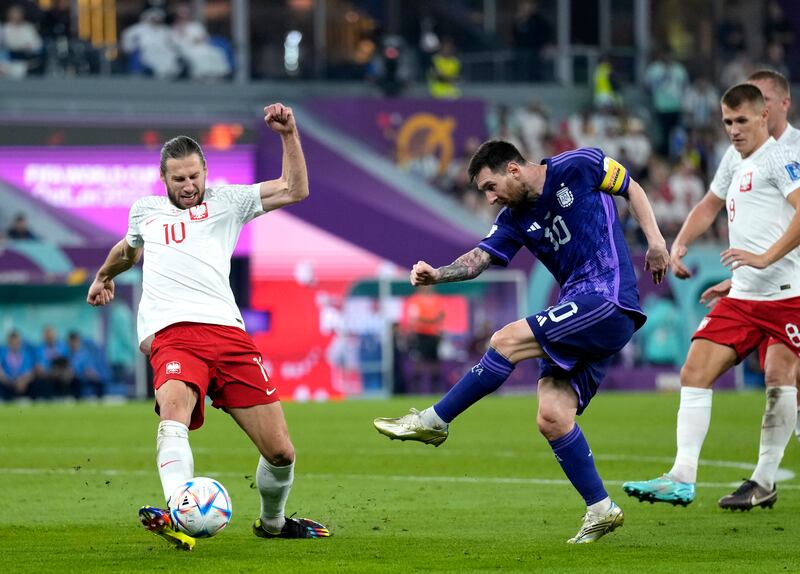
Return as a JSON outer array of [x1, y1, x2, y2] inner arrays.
[[167, 185, 204, 209]]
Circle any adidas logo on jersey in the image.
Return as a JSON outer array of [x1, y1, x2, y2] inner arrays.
[[527, 222, 541, 233]]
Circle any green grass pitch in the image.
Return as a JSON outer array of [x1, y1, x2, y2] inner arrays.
[[1, 391, 799, 573]]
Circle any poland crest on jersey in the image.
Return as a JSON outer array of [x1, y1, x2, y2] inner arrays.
[[189, 203, 209, 220], [556, 186, 574, 208]]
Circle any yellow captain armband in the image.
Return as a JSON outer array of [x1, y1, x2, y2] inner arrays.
[[599, 157, 628, 194]]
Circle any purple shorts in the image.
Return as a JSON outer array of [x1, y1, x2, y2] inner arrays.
[[526, 295, 638, 415]]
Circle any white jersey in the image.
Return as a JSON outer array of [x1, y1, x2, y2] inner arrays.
[[710, 124, 800, 196], [126, 184, 263, 348], [710, 137, 800, 300]]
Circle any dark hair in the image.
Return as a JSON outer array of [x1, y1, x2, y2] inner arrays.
[[721, 84, 765, 110], [467, 140, 526, 183], [748, 69, 791, 98], [159, 136, 206, 175]]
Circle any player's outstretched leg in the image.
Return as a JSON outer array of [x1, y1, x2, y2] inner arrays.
[[373, 347, 515, 446], [373, 407, 449, 446], [567, 502, 625, 544], [139, 505, 196, 551], [253, 516, 331, 539], [622, 474, 696, 506], [718, 480, 777, 511]]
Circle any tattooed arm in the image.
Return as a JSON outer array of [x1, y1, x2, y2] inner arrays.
[[410, 248, 493, 286]]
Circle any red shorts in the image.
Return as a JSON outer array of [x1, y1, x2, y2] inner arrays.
[[692, 296, 800, 364], [757, 337, 782, 370], [150, 322, 278, 430]]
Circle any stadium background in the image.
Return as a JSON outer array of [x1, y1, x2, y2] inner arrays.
[[0, 0, 793, 401]]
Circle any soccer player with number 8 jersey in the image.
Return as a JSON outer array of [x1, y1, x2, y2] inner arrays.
[[375, 139, 670, 544], [624, 81, 800, 512]]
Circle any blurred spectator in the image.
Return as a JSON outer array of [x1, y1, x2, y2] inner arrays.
[[416, 6, 441, 76], [405, 285, 446, 393], [67, 332, 106, 399], [763, 1, 794, 55], [759, 42, 790, 81], [39, 0, 70, 73], [644, 49, 689, 156], [390, 322, 408, 395], [171, 3, 231, 80], [39, 0, 99, 76], [719, 50, 754, 88], [7, 213, 36, 240], [639, 296, 682, 366], [121, 8, 181, 79], [593, 54, 621, 110], [667, 156, 705, 225], [368, 34, 414, 97], [427, 37, 461, 99], [489, 104, 526, 154], [682, 76, 720, 130], [0, 331, 37, 401], [2, 4, 43, 76], [511, 0, 554, 82], [35, 326, 70, 398], [716, 14, 747, 61], [515, 100, 549, 162], [618, 116, 652, 177]]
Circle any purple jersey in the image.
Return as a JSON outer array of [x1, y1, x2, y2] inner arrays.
[[478, 147, 645, 326]]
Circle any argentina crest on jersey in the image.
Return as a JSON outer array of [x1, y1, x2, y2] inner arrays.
[[556, 185, 574, 208]]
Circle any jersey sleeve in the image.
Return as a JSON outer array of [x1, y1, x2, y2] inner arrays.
[[709, 145, 738, 199], [215, 184, 265, 223], [125, 197, 149, 248], [477, 209, 524, 267], [767, 143, 800, 199]]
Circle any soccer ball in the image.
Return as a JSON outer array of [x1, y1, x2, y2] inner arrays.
[[168, 477, 232, 538]]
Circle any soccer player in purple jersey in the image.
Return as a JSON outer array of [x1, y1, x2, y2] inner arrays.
[[374, 140, 670, 544]]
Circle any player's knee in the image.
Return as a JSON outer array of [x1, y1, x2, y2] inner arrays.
[[764, 368, 793, 388], [488, 329, 514, 357], [679, 362, 712, 389], [261, 442, 295, 467], [536, 409, 569, 440], [264, 449, 295, 467]]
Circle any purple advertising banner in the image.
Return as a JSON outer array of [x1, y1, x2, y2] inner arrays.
[[0, 146, 256, 253], [304, 97, 487, 178]]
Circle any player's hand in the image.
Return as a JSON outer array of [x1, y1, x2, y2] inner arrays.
[[87, 277, 115, 306], [264, 103, 296, 135], [645, 242, 670, 285], [721, 248, 769, 270], [410, 261, 440, 286], [699, 278, 732, 309], [670, 243, 691, 279]]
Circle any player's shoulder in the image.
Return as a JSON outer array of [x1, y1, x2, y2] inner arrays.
[[548, 147, 605, 169], [131, 195, 168, 213], [781, 124, 800, 148]]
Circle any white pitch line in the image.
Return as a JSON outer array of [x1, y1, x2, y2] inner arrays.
[[2, 467, 798, 490]]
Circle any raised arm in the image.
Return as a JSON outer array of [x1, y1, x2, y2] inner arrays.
[[671, 191, 726, 278], [86, 238, 142, 306], [410, 247, 492, 286], [259, 103, 310, 212], [625, 179, 670, 284]]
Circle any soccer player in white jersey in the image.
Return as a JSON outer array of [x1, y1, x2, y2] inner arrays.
[[701, 70, 800, 461], [623, 83, 800, 511], [86, 103, 330, 550]]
